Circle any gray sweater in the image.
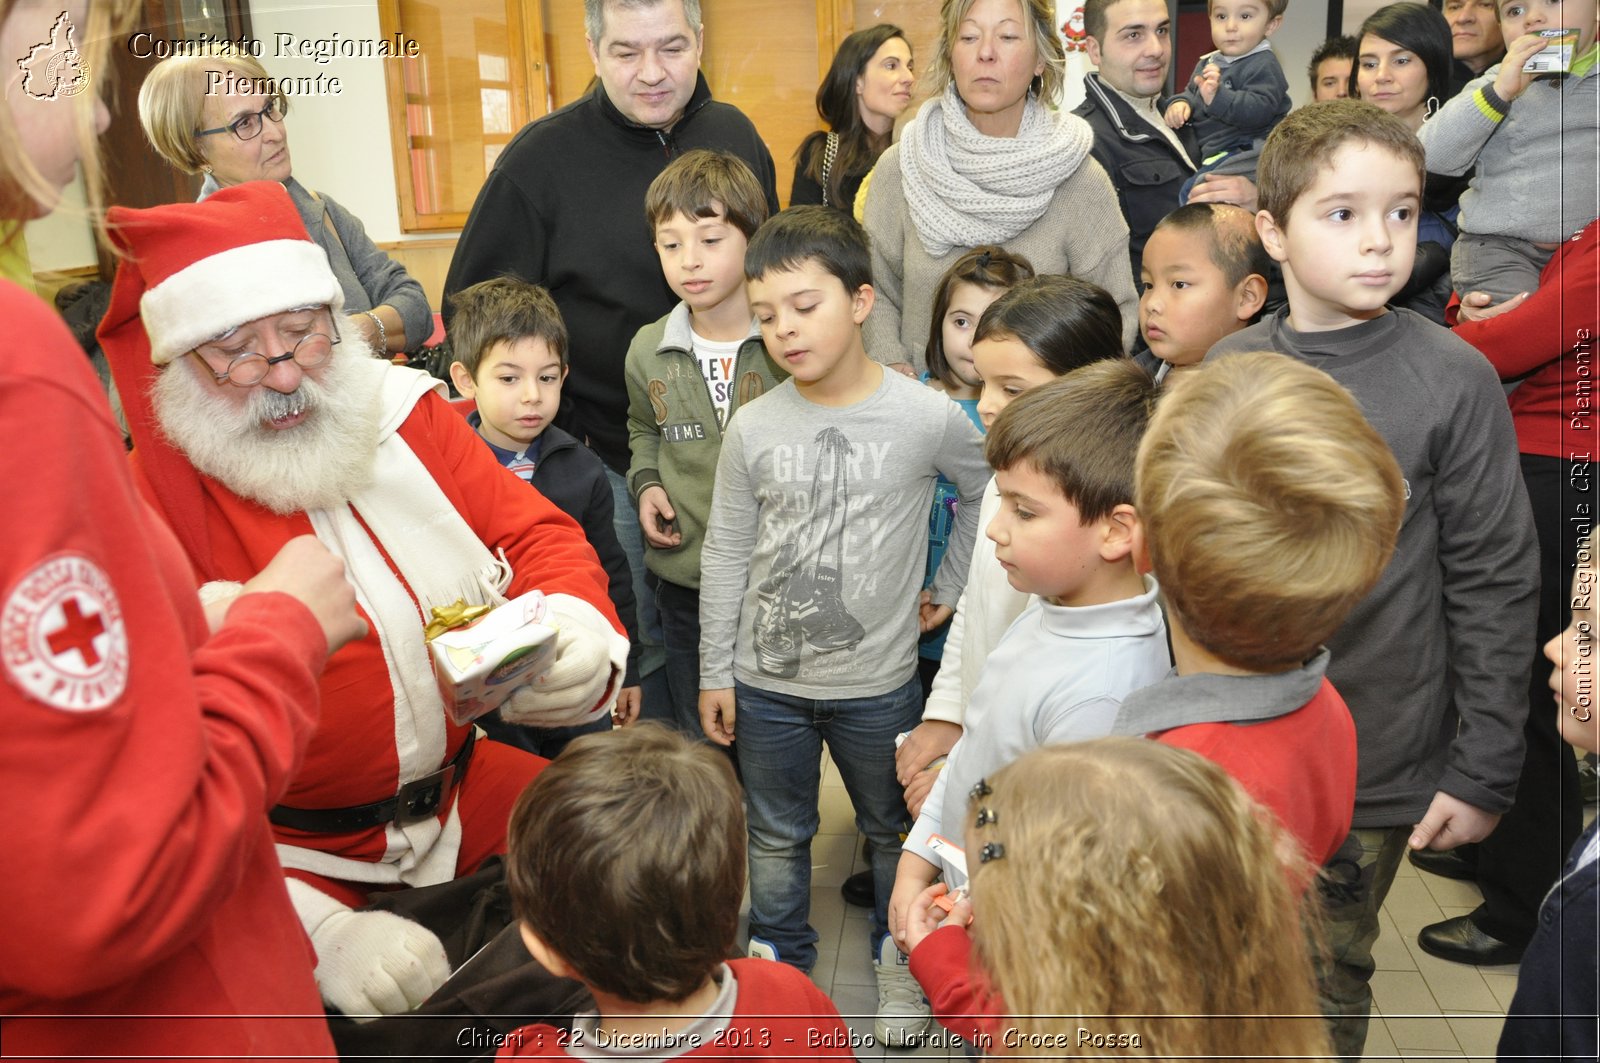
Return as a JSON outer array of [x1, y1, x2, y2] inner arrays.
[[699, 369, 990, 698], [1209, 308, 1538, 827], [1416, 61, 1599, 242], [861, 146, 1139, 370]]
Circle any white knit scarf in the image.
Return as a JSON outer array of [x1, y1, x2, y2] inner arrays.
[[897, 83, 1095, 257], [288, 360, 511, 888]]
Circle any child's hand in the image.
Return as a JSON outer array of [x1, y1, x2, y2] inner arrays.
[[638, 486, 682, 549], [613, 685, 642, 726], [889, 854, 940, 953], [1199, 63, 1222, 105], [895, 720, 962, 785], [903, 882, 973, 955], [699, 688, 736, 746], [1495, 33, 1548, 103], [904, 767, 941, 818], [1164, 99, 1192, 128], [917, 589, 954, 633]]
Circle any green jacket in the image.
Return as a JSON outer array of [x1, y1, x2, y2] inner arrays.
[[624, 303, 787, 588]]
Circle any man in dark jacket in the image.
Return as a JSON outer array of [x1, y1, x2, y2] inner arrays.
[[1076, 0, 1199, 283], [443, 0, 778, 724]]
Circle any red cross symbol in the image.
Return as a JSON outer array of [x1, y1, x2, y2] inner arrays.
[[45, 597, 107, 668]]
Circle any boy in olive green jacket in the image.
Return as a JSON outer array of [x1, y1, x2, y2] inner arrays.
[[626, 150, 787, 737]]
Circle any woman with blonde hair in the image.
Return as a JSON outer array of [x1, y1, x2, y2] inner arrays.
[[138, 52, 430, 354], [1, 0, 361, 1054], [906, 738, 1334, 1059], [862, 0, 1138, 372]]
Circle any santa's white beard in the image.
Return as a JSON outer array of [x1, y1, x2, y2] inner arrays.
[[152, 340, 384, 515]]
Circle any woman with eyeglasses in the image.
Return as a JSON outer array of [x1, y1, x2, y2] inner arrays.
[[138, 53, 430, 356], [1, 0, 362, 1056]]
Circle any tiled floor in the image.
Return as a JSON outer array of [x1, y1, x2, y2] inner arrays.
[[793, 757, 1592, 1062]]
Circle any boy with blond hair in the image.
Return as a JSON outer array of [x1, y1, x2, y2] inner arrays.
[[1137, 202, 1270, 379], [1123, 350, 1404, 867], [450, 278, 642, 749], [698, 205, 989, 1046], [1207, 99, 1538, 1059], [497, 724, 852, 1059], [892, 361, 1171, 951], [627, 150, 785, 737]]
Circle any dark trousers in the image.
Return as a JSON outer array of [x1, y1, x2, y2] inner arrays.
[[1469, 454, 1587, 944]]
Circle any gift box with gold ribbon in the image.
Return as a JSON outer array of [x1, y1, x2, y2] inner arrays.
[[426, 591, 559, 725]]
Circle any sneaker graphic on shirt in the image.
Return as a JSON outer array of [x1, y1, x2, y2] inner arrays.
[[874, 934, 931, 1046], [753, 540, 803, 678], [789, 564, 865, 652]]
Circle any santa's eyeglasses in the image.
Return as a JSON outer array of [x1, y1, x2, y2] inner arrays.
[[189, 308, 339, 387]]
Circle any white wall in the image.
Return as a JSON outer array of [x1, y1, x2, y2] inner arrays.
[[246, 0, 413, 243]]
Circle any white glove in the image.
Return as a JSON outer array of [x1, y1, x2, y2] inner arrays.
[[499, 615, 615, 728], [287, 880, 451, 1021]]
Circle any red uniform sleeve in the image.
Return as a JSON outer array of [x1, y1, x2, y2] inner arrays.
[[402, 391, 622, 633], [908, 924, 1001, 1045], [1454, 223, 1599, 380], [0, 296, 327, 998]]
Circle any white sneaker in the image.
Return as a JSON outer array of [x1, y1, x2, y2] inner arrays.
[[746, 937, 779, 963], [873, 935, 931, 1047]]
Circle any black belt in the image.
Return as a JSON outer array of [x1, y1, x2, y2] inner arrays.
[[270, 728, 476, 834]]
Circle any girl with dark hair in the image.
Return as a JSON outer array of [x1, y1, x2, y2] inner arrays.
[[1350, 1, 1464, 322], [791, 24, 914, 214]]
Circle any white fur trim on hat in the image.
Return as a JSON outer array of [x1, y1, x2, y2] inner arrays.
[[140, 239, 343, 365]]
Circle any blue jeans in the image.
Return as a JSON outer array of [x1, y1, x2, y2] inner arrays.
[[604, 467, 669, 696], [733, 675, 922, 973], [654, 577, 705, 739]]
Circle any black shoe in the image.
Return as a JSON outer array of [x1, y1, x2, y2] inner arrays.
[[1408, 846, 1476, 881], [1416, 915, 1525, 966], [841, 869, 874, 908]]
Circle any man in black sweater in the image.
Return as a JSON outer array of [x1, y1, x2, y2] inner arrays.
[[444, 0, 778, 723]]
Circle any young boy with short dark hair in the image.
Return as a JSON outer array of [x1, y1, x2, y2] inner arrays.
[[626, 150, 785, 738], [497, 724, 852, 1059], [1207, 98, 1539, 1060], [892, 360, 1171, 954], [450, 278, 642, 750], [697, 205, 990, 1046], [1123, 350, 1403, 866], [1137, 202, 1270, 379]]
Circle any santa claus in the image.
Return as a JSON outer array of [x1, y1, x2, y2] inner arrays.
[[99, 183, 629, 1019]]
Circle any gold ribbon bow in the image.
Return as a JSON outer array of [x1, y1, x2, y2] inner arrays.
[[424, 598, 493, 641]]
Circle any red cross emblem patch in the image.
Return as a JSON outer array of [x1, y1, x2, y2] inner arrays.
[[2, 554, 129, 712]]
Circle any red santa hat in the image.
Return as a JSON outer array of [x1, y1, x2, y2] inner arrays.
[[98, 182, 339, 576], [108, 181, 342, 366]]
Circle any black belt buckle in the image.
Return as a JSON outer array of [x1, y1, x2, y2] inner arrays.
[[396, 764, 455, 823]]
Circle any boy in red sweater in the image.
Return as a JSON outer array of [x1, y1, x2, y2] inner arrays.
[[497, 724, 852, 1059]]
